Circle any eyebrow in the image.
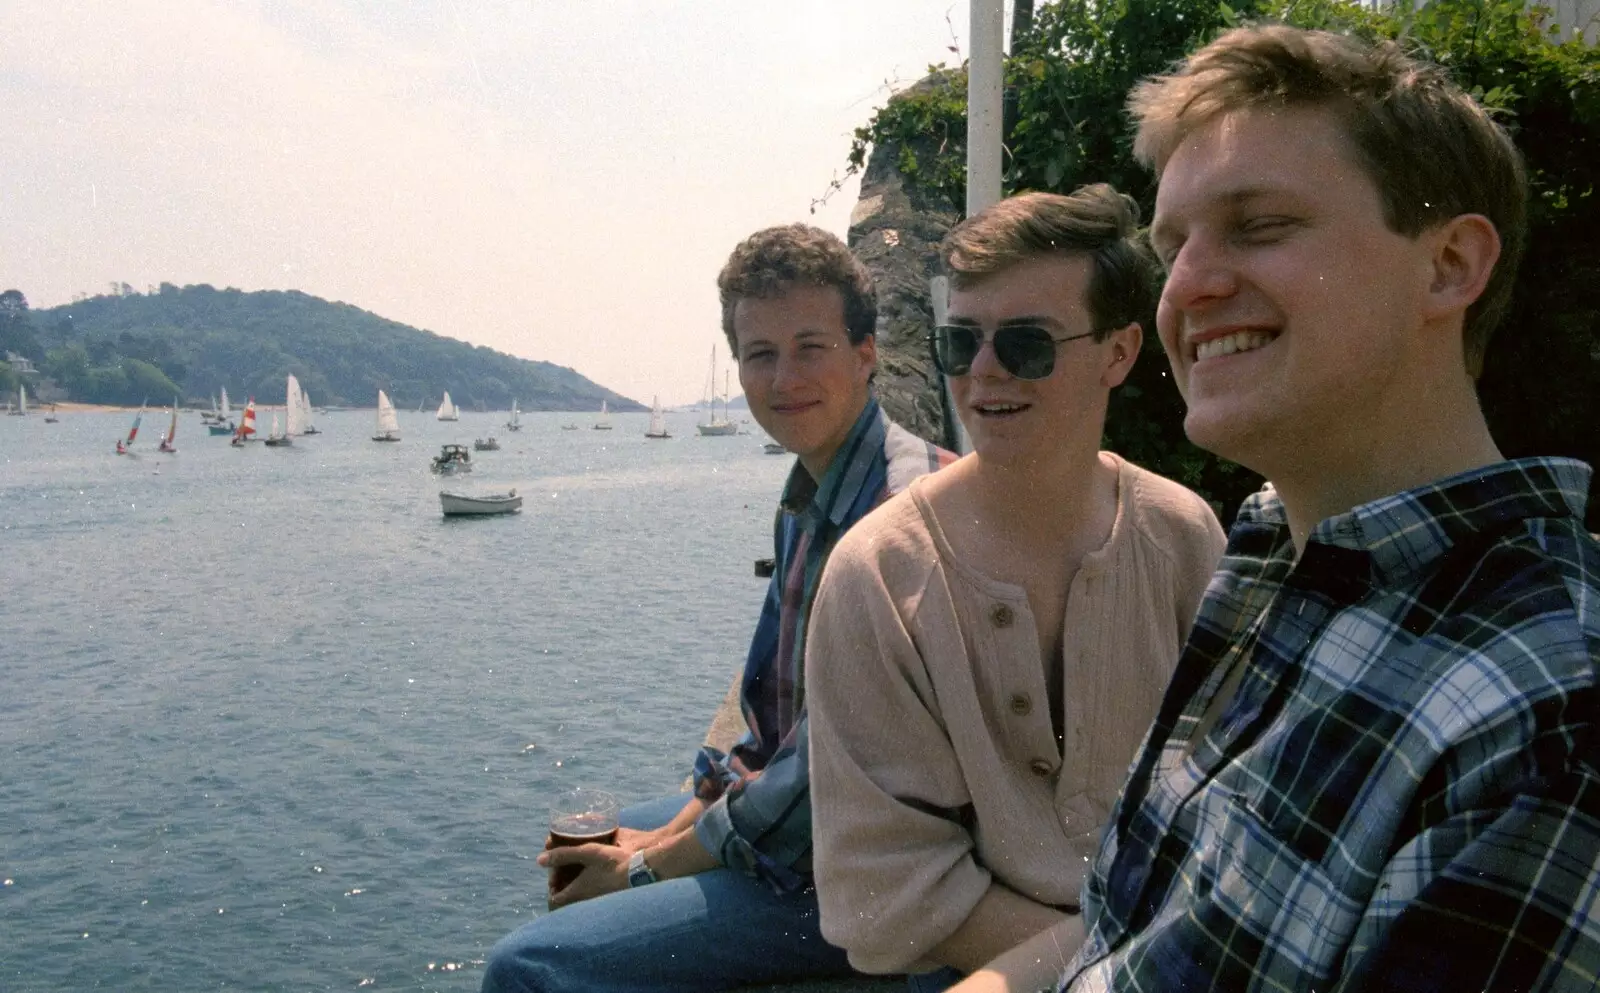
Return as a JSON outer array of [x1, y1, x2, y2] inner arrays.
[[741, 327, 834, 349], [946, 315, 1064, 329]]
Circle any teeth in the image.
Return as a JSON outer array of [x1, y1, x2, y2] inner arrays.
[[976, 403, 1026, 414], [1195, 331, 1273, 361]]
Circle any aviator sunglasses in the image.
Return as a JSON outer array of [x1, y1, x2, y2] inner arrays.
[[928, 324, 1104, 381]]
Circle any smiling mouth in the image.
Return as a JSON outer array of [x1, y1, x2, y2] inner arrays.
[[1194, 330, 1275, 362], [972, 402, 1030, 417], [769, 400, 820, 414]]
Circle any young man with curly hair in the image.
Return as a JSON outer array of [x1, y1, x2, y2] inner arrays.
[[481, 223, 953, 993]]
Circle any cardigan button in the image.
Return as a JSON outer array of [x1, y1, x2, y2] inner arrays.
[[990, 604, 1014, 628], [1009, 693, 1032, 716], [1029, 758, 1054, 777]]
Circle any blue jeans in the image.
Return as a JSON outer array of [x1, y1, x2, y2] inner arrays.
[[481, 793, 858, 993], [906, 966, 964, 992]]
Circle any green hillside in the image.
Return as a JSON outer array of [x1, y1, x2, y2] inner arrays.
[[22, 284, 641, 411]]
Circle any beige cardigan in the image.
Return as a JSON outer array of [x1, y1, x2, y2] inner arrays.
[[806, 455, 1226, 974]]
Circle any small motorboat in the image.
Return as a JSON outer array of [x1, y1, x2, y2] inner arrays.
[[763, 442, 787, 455], [431, 443, 473, 474], [473, 436, 500, 452], [440, 489, 522, 516]]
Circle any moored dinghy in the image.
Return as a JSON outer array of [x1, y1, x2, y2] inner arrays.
[[440, 489, 522, 516]]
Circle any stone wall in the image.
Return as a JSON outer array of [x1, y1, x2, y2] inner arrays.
[[846, 76, 964, 449]]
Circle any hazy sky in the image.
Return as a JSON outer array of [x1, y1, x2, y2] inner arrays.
[[1, 1, 989, 406]]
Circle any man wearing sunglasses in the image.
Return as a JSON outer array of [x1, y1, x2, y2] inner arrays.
[[482, 223, 954, 993], [805, 184, 1227, 991]]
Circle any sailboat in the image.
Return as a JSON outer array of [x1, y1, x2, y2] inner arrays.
[[115, 404, 146, 454], [300, 384, 319, 435], [593, 400, 613, 430], [505, 399, 522, 432], [696, 346, 738, 436], [264, 376, 299, 446], [157, 400, 179, 453], [263, 410, 289, 446], [207, 388, 235, 435], [436, 392, 460, 421], [8, 383, 27, 416], [645, 396, 670, 439], [44, 404, 59, 423], [372, 389, 401, 442], [285, 375, 306, 436], [231, 399, 258, 446]]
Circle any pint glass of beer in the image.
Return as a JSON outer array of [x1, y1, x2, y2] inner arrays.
[[546, 787, 620, 894]]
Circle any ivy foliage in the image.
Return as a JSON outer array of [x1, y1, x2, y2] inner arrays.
[[851, 0, 1600, 526]]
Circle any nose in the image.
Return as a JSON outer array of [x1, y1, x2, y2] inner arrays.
[[772, 348, 805, 392], [966, 333, 1009, 381], [1161, 236, 1238, 317]]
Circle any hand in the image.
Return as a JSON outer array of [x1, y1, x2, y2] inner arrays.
[[613, 827, 659, 854], [539, 843, 630, 909]]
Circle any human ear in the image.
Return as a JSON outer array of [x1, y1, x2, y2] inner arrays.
[[854, 333, 878, 386], [1101, 323, 1143, 389], [1422, 214, 1500, 324]]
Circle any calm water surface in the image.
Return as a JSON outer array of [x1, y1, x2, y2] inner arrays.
[[0, 408, 788, 991]]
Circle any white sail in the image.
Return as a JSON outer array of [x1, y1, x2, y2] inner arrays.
[[299, 385, 317, 433], [506, 399, 521, 430], [376, 389, 401, 438], [647, 396, 667, 437], [17, 384, 26, 415], [220, 387, 230, 418], [436, 392, 459, 421], [285, 375, 305, 435]]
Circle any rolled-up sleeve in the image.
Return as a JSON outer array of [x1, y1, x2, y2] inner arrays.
[[693, 718, 813, 892], [805, 537, 991, 974]]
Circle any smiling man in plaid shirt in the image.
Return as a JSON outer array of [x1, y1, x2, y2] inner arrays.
[[951, 24, 1600, 993]]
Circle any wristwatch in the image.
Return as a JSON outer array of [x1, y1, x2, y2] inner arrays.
[[627, 849, 659, 888]]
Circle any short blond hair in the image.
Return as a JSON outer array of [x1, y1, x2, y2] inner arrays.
[[1130, 24, 1527, 378]]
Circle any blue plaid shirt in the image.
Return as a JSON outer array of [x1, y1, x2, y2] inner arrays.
[[692, 400, 953, 890], [1064, 457, 1600, 993]]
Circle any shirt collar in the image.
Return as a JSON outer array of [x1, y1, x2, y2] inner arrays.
[[1239, 457, 1592, 587], [778, 399, 885, 526]]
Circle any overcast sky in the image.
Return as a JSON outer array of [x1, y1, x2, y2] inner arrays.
[[0, 1, 990, 406]]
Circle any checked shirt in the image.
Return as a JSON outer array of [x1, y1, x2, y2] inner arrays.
[[1063, 457, 1600, 993], [691, 400, 954, 890]]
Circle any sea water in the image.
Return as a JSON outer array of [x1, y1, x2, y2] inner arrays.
[[0, 408, 788, 991]]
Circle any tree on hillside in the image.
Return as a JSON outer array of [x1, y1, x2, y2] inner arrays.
[[853, 0, 1600, 526], [43, 343, 91, 391], [0, 289, 43, 362]]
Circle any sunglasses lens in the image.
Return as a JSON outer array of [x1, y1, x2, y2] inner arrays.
[[994, 327, 1057, 380], [931, 325, 1059, 380], [932, 327, 980, 376]]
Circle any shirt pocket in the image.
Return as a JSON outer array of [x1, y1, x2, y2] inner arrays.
[[1204, 792, 1366, 983]]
